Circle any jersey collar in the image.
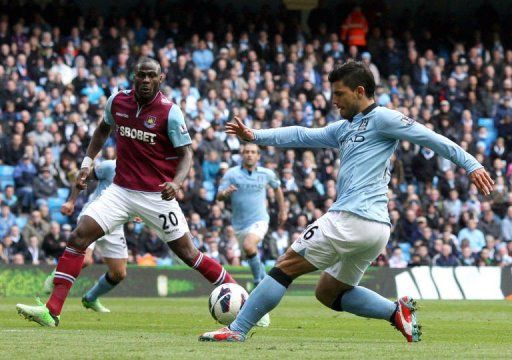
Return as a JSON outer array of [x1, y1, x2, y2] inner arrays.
[[133, 90, 161, 107], [351, 102, 377, 123], [240, 165, 257, 175]]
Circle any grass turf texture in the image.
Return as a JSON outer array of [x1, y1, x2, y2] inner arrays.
[[1, 297, 511, 359]]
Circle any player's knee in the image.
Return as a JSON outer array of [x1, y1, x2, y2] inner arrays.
[[109, 269, 127, 283], [315, 288, 335, 309], [68, 229, 90, 250]]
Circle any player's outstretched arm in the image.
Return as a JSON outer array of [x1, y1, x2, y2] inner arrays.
[[226, 116, 339, 149], [159, 144, 193, 201], [376, 112, 494, 195], [275, 186, 288, 226]]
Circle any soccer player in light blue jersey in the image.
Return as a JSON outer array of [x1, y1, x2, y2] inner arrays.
[[217, 143, 287, 327], [200, 61, 494, 343], [217, 143, 287, 288], [43, 159, 128, 313]]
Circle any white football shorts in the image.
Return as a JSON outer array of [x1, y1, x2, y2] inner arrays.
[[235, 220, 269, 244], [291, 211, 390, 286], [87, 224, 128, 259], [82, 183, 189, 243]]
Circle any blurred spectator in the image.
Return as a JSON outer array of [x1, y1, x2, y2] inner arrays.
[[478, 210, 502, 240], [13, 154, 37, 211], [459, 246, 477, 266], [340, 6, 368, 48], [138, 228, 171, 264], [42, 222, 67, 261], [0, 203, 16, 238], [402, 209, 422, 245], [204, 233, 228, 265], [501, 206, 512, 242], [269, 226, 290, 257], [458, 218, 486, 252], [1, 185, 18, 211], [25, 235, 45, 265], [22, 210, 50, 245], [477, 247, 495, 266], [433, 244, 460, 266], [33, 167, 58, 205], [388, 247, 408, 268]]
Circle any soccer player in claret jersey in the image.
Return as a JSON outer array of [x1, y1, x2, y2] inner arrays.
[[42, 159, 127, 313], [199, 61, 495, 343], [217, 143, 288, 326], [16, 58, 236, 327]]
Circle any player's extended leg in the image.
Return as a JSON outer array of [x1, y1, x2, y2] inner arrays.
[[82, 257, 127, 313], [243, 233, 266, 287], [199, 247, 317, 342], [43, 248, 95, 295], [315, 272, 421, 342], [315, 272, 396, 319], [168, 233, 236, 285], [16, 216, 104, 326]]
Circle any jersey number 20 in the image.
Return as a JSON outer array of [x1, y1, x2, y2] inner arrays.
[[159, 212, 178, 231]]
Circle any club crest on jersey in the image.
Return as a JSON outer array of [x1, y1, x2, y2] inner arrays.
[[358, 118, 369, 131], [401, 115, 415, 127], [144, 115, 157, 129]]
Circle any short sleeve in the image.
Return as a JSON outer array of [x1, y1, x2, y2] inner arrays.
[[103, 93, 117, 125], [266, 169, 281, 189], [94, 160, 116, 181], [218, 170, 232, 192], [167, 105, 192, 147]]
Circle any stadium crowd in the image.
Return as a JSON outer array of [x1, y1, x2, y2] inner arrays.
[[0, 1, 512, 269]]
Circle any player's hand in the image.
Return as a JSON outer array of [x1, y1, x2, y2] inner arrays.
[[278, 210, 288, 226], [60, 201, 75, 216], [223, 184, 238, 198], [469, 168, 494, 196], [76, 167, 90, 190], [159, 182, 181, 201], [225, 116, 255, 141]]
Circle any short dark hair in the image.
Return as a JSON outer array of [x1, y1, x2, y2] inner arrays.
[[135, 57, 161, 73], [328, 61, 375, 98]]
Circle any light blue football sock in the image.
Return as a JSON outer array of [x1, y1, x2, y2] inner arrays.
[[229, 275, 287, 334], [84, 273, 117, 302], [257, 262, 266, 285], [247, 254, 265, 285], [339, 286, 396, 320]]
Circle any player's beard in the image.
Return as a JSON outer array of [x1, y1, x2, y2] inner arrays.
[[136, 87, 156, 103]]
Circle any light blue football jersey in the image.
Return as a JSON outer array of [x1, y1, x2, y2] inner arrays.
[[80, 160, 116, 214], [219, 166, 281, 231], [253, 104, 482, 225]]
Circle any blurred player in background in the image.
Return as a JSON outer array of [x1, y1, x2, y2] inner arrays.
[[217, 143, 287, 326], [43, 159, 127, 313]]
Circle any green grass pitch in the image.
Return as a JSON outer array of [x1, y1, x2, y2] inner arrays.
[[1, 297, 511, 359]]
